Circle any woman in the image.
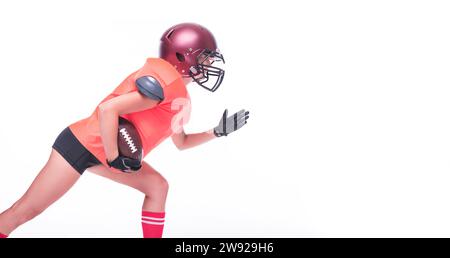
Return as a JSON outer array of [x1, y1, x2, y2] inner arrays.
[[0, 23, 249, 238]]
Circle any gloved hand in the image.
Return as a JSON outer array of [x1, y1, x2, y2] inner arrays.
[[107, 155, 142, 173], [214, 109, 250, 137]]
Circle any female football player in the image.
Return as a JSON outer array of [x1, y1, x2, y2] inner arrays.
[[0, 23, 249, 238]]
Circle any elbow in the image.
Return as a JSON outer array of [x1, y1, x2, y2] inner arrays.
[[98, 103, 117, 118], [98, 102, 111, 115], [175, 143, 187, 151], [174, 134, 188, 151]]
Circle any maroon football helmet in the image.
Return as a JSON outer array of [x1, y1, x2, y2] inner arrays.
[[159, 23, 225, 92]]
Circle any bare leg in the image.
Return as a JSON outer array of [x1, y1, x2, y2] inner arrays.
[[87, 161, 169, 212], [0, 149, 81, 235], [88, 162, 169, 238]]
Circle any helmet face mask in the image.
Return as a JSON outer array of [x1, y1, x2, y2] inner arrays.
[[189, 49, 225, 92]]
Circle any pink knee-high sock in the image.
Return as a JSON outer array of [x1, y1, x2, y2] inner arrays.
[[0, 233, 8, 238], [141, 210, 165, 238]]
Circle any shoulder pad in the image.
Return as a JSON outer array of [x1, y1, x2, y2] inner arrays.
[[135, 76, 164, 101]]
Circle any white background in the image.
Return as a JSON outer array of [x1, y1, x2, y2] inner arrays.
[[1, 0, 450, 237]]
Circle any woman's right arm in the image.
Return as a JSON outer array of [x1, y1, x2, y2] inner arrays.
[[98, 91, 159, 162]]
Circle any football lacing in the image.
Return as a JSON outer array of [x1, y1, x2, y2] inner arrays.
[[119, 128, 138, 153]]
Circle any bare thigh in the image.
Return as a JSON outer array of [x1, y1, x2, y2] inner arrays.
[[0, 148, 81, 234], [87, 162, 167, 194], [18, 148, 81, 212]]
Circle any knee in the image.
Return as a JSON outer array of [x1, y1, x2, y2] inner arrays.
[[141, 175, 169, 199]]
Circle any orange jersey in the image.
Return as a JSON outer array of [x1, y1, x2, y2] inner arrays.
[[69, 58, 191, 169]]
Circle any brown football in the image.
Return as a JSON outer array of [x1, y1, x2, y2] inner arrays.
[[117, 117, 143, 161]]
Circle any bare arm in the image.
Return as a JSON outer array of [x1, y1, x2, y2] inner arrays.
[[98, 91, 159, 161], [171, 128, 216, 151], [171, 108, 250, 150]]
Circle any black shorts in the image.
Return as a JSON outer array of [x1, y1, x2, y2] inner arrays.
[[52, 127, 101, 175]]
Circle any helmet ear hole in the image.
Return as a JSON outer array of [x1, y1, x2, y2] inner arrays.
[[176, 52, 185, 62]]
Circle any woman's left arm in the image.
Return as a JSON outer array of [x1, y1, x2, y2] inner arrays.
[[171, 108, 250, 150], [171, 128, 216, 151]]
